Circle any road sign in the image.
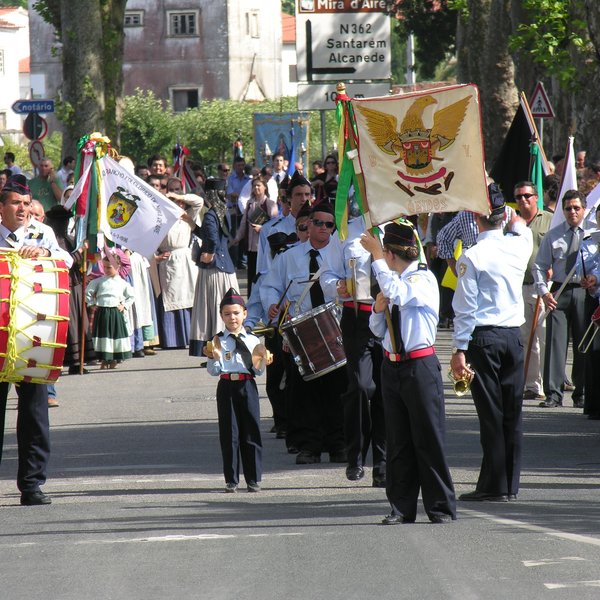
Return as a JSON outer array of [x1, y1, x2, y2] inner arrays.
[[529, 82, 555, 118], [295, 2, 391, 82], [11, 99, 55, 114], [23, 112, 48, 141], [29, 140, 45, 167], [297, 81, 391, 111]]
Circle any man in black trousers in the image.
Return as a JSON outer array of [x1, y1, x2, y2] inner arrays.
[[0, 175, 73, 505]]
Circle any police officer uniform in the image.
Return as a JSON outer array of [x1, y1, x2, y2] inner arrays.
[[368, 223, 456, 524], [452, 184, 532, 501]]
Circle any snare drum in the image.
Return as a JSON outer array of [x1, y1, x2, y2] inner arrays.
[[0, 252, 70, 384], [280, 302, 346, 381]]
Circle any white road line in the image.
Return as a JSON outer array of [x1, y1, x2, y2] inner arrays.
[[544, 580, 600, 589], [523, 557, 587, 567], [465, 508, 600, 548]]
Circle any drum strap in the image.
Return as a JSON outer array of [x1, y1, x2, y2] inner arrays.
[[232, 334, 254, 372], [308, 249, 325, 308]]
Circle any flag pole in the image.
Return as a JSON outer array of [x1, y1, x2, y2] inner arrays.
[[79, 244, 88, 374], [524, 295, 542, 383]]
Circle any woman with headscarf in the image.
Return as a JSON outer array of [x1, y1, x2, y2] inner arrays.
[[187, 179, 239, 357]]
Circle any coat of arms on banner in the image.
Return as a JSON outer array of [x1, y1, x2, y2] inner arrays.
[[107, 187, 139, 229], [351, 84, 489, 224]]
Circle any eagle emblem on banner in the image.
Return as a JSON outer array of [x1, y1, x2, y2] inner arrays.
[[107, 187, 139, 229], [356, 95, 470, 197]]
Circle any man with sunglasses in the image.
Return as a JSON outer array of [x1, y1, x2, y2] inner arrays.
[[260, 204, 346, 465], [532, 190, 588, 408], [514, 182, 553, 402]]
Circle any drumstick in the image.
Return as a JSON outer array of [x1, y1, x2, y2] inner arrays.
[[581, 250, 587, 279]]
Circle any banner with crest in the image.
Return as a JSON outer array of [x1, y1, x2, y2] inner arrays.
[[351, 84, 489, 226]]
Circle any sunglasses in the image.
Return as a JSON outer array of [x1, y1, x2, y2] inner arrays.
[[564, 205, 582, 212], [219, 168, 230, 172], [297, 224, 308, 232], [312, 219, 335, 229], [514, 193, 535, 200]]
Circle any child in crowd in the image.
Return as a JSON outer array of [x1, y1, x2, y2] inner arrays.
[[204, 288, 271, 493], [86, 252, 135, 369]]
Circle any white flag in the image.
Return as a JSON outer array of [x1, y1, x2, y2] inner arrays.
[[549, 137, 578, 230], [97, 155, 183, 258]]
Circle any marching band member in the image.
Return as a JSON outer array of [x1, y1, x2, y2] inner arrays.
[[321, 210, 386, 487], [361, 221, 456, 524], [451, 184, 532, 502], [260, 203, 347, 465], [0, 175, 73, 506]]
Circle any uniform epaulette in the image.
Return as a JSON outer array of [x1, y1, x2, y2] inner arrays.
[[417, 262, 428, 270], [27, 232, 43, 240]]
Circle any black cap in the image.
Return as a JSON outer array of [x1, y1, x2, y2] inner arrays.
[[220, 288, 245, 309], [287, 170, 311, 195], [383, 222, 416, 247], [3, 174, 30, 195], [204, 177, 226, 192], [488, 182, 506, 216]]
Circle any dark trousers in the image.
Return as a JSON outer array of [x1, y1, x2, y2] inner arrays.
[[287, 359, 346, 456], [0, 381, 50, 493], [246, 251, 257, 297], [544, 285, 587, 404], [216, 379, 262, 485], [583, 295, 600, 417], [467, 326, 524, 496], [265, 332, 286, 432], [340, 308, 385, 473], [381, 355, 456, 521], [429, 256, 454, 321]]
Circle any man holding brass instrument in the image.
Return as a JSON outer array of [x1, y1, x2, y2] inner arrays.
[[450, 183, 532, 503]]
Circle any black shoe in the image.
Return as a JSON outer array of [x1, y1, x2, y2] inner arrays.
[[459, 490, 508, 502], [508, 494, 518, 501], [287, 446, 299, 454], [372, 474, 387, 488], [573, 399, 584, 409], [523, 390, 545, 400], [68, 365, 89, 375], [276, 429, 287, 439], [20, 491, 52, 506], [430, 514, 454, 524], [296, 451, 321, 465], [132, 350, 145, 358], [329, 451, 347, 463], [381, 514, 414, 525], [539, 398, 562, 408], [247, 481, 261, 493], [224, 482, 237, 493], [346, 466, 365, 481]]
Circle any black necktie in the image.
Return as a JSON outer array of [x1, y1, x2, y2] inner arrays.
[[233, 334, 254, 372], [275, 173, 280, 185], [391, 305, 405, 354], [6, 232, 18, 247], [309, 249, 325, 308]]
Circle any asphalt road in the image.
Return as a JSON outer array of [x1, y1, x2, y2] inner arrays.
[[2, 327, 600, 599]]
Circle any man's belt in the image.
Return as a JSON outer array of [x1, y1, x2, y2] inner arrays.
[[342, 301, 372, 312], [220, 373, 253, 381], [384, 346, 435, 362]]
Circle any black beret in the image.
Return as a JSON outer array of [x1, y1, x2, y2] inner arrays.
[[204, 178, 226, 192], [3, 174, 30, 195], [383, 222, 416, 247], [220, 287, 245, 309]]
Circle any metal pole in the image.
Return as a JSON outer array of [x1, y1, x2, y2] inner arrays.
[[406, 33, 416, 85], [320, 110, 327, 159]]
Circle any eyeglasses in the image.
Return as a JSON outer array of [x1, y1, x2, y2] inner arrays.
[[297, 224, 308, 232], [219, 168, 230, 172], [514, 193, 535, 200], [325, 161, 336, 165], [160, 184, 167, 189], [564, 205, 582, 212], [312, 219, 335, 229]]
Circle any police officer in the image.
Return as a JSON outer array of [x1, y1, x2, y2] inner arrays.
[[451, 183, 532, 502], [0, 175, 73, 505], [361, 222, 456, 524]]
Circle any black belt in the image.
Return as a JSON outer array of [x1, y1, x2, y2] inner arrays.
[[473, 325, 519, 332]]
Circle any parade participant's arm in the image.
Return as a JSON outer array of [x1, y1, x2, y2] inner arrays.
[[368, 292, 388, 339], [451, 253, 477, 354], [531, 233, 556, 310], [122, 281, 136, 309], [260, 252, 287, 320], [436, 215, 460, 261], [320, 234, 346, 299]]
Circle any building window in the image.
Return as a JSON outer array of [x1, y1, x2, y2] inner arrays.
[[124, 11, 144, 27], [171, 88, 200, 112], [167, 11, 199, 36], [246, 11, 259, 38]]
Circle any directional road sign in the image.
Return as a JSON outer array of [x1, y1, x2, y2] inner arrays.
[[297, 81, 391, 111], [11, 99, 55, 114], [295, 2, 391, 82]]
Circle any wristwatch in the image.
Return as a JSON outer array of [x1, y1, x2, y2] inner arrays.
[[451, 347, 465, 354]]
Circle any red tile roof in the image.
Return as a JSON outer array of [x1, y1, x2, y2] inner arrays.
[[282, 13, 295, 44], [19, 56, 30, 73]]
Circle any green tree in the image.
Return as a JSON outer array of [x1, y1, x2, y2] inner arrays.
[[0, 0, 27, 7], [281, 0, 294, 15]]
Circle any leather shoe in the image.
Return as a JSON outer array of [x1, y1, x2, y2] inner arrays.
[[381, 514, 414, 525], [523, 390, 545, 400], [508, 494, 517, 501], [247, 481, 261, 493], [68, 365, 89, 375], [459, 490, 508, 502], [276, 429, 287, 439], [132, 350, 145, 358], [20, 491, 52, 506], [287, 446, 299, 454], [430, 514, 454, 524], [224, 483, 237, 493], [539, 398, 562, 408], [573, 398, 584, 409], [372, 474, 386, 488], [346, 466, 365, 481], [48, 397, 59, 408], [296, 451, 321, 465]]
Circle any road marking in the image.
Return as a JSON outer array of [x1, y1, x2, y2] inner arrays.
[[73, 532, 303, 546], [465, 509, 600, 548], [523, 557, 587, 567], [544, 580, 600, 589]]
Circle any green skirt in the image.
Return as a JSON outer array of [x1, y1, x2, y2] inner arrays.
[[92, 306, 132, 361]]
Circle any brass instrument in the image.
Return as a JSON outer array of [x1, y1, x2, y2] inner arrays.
[[448, 365, 475, 397], [578, 305, 600, 353], [251, 325, 277, 338]]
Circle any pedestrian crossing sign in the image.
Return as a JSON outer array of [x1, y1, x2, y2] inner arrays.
[[529, 82, 555, 118]]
